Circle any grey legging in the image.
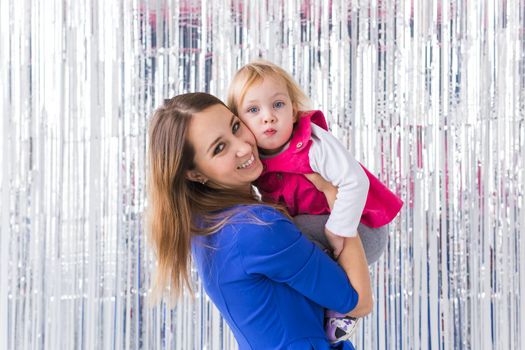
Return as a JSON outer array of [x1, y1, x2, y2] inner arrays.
[[294, 215, 388, 265]]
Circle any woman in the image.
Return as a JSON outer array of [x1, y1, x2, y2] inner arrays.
[[147, 92, 372, 349]]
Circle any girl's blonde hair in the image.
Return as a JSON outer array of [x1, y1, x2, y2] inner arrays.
[[147, 92, 288, 303], [227, 59, 312, 118]]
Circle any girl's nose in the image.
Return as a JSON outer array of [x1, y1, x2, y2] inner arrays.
[[262, 111, 276, 124]]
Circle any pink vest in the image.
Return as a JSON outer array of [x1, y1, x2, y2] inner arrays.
[[255, 110, 403, 228]]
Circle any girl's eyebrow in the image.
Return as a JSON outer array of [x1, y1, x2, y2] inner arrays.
[[271, 92, 287, 98], [206, 115, 236, 154], [245, 92, 287, 104]]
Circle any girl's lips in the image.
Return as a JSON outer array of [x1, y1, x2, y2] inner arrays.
[[264, 129, 276, 136]]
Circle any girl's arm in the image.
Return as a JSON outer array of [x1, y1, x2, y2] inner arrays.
[[308, 123, 369, 238]]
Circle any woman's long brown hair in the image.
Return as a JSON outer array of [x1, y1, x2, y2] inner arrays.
[[146, 93, 287, 303]]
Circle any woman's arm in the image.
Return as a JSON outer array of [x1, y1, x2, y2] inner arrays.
[[304, 173, 373, 317], [337, 235, 373, 317], [238, 206, 359, 315], [293, 214, 389, 265]]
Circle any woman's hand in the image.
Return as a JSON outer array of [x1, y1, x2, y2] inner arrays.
[[304, 173, 337, 210]]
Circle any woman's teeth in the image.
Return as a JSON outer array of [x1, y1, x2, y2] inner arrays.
[[237, 155, 255, 169]]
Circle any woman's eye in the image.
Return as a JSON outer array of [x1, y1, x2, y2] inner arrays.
[[247, 106, 258, 113], [213, 143, 225, 155], [232, 121, 241, 134], [274, 101, 285, 109]]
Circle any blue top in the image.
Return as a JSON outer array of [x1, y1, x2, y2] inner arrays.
[[192, 205, 359, 350]]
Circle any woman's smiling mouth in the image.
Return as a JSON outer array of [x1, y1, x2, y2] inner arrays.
[[237, 154, 256, 169]]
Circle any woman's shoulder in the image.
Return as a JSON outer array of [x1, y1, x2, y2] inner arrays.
[[227, 204, 289, 222], [195, 205, 287, 247], [225, 205, 302, 252]]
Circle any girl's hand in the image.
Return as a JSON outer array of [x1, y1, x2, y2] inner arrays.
[[304, 172, 338, 210], [325, 228, 344, 258], [304, 173, 344, 255]]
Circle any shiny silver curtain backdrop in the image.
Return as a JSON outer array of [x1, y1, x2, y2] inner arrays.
[[1, 0, 524, 349]]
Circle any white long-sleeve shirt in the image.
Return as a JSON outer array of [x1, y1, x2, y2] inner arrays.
[[308, 123, 370, 237]]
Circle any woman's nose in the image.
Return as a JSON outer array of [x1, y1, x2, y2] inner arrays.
[[236, 140, 252, 157]]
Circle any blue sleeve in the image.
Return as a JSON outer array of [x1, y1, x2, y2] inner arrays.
[[237, 206, 358, 314]]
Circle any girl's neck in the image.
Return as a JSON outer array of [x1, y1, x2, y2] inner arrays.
[[259, 132, 294, 158]]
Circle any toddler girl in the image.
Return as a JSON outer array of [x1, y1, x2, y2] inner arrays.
[[227, 59, 403, 342]]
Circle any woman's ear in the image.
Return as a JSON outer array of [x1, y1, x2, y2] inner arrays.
[[186, 170, 208, 185]]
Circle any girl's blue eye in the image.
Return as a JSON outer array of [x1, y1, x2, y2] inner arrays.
[[213, 143, 225, 155], [247, 107, 258, 113], [274, 101, 285, 109]]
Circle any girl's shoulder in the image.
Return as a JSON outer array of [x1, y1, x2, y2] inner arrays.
[[298, 110, 329, 131]]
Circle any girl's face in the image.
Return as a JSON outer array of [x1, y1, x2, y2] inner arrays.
[[237, 75, 296, 155], [186, 104, 263, 193]]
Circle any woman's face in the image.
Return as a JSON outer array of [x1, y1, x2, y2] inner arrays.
[[186, 104, 263, 193]]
